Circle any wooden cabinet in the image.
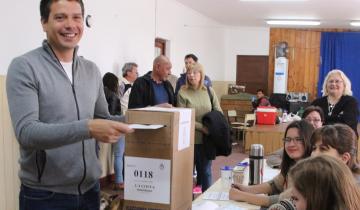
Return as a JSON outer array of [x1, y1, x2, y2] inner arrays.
[[221, 96, 253, 122], [245, 123, 289, 155]]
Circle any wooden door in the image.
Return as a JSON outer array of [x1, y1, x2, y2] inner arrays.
[[236, 55, 269, 95], [155, 38, 166, 56]]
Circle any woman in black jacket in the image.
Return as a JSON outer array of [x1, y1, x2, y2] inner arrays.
[[312, 69, 359, 137], [103, 72, 124, 190]]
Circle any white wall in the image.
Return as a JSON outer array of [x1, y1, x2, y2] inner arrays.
[[80, 0, 156, 76], [224, 27, 270, 81], [0, 0, 270, 81], [156, 0, 225, 79], [0, 0, 157, 77], [0, 2, 44, 75], [0, 0, 229, 80]]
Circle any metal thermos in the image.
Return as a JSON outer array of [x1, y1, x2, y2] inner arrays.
[[249, 144, 264, 185]]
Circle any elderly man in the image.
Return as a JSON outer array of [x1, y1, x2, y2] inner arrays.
[[128, 55, 175, 108], [120, 62, 138, 113]]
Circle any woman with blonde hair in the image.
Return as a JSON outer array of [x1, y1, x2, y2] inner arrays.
[[177, 63, 222, 192], [289, 155, 360, 210], [312, 69, 359, 136]]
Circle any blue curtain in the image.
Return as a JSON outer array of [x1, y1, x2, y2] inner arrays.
[[319, 32, 360, 121]]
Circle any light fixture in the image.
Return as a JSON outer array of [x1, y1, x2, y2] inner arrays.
[[266, 20, 321, 26], [239, 0, 307, 1], [350, 21, 360, 26]]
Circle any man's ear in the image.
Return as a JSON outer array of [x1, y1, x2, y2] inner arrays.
[[41, 18, 47, 32], [341, 152, 351, 164]]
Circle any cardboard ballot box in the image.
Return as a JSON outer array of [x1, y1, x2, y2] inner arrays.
[[124, 107, 195, 210], [256, 106, 277, 125]]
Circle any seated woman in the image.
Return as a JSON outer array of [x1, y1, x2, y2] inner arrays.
[[302, 105, 324, 129], [311, 124, 360, 184], [311, 69, 359, 137], [229, 120, 314, 207], [266, 105, 324, 167], [289, 155, 360, 210]]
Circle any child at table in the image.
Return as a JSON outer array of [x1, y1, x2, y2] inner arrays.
[[310, 123, 360, 184], [289, 155, 360, 210], [229, 120, 314, 207]]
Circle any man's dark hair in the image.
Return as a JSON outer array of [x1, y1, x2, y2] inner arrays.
[[40, 0, 85, 22], [184, 54, 198, 62], [256, 89, 264, 93]]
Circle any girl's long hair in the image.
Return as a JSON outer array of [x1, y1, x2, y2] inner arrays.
[[290, 155, 360, 210], [280, 120, 314, 178]]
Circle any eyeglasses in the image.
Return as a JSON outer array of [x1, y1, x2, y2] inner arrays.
[[282, 137, 304, 144], [327, 79, 343, 84]]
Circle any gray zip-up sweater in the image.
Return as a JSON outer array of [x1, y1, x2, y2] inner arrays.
[[6, 40, 120, 195]]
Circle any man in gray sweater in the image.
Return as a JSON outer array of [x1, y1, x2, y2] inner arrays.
[[6, 0, 133, 209]]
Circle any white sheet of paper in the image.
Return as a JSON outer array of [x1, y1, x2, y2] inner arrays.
[[203, 192, 229, 201], [124, 156, 171, 204], [192, 201, 219, 210], [177, 108, 191, 151], [128, 124, 164, 129]]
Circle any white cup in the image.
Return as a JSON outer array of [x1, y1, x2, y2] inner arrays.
[[220, 166, 233, 188]]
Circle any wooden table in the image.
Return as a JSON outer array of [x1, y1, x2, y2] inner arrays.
[[245, 122, 290, 155], [192, 159, 280, 209]]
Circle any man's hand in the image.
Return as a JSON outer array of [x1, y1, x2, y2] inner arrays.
[[88, 119, 134, 143], [202, 126, 209, 135]]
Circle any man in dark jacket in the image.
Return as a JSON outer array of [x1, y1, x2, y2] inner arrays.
[[128, 55, 175, 108]]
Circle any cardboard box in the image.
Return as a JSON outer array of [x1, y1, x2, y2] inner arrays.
[[124, 107, 195, 210], [256, 106, 277, 125]]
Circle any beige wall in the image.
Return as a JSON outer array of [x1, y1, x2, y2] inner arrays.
[[212, 80, 234, 101], [0, 76, 20, 210]]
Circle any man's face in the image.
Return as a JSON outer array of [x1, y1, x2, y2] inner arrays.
[[185, 57, 196, 71], [127, 66, 138, 82], [256, 91, 264, 99], [42, 0, 84, 54], [156, 61, 172, 81]]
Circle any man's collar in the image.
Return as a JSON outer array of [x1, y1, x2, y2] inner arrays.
[[122, 77, 132, 84], [42, 40, 79, 62], [150, 72, 163, 84]]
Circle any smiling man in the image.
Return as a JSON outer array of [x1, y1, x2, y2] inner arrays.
[[6, 0, 133, 209]]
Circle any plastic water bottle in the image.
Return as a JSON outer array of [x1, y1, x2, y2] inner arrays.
[[282, 110, 288, 123], [220, 166, 233, 188]]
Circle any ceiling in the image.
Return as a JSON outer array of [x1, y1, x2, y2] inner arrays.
[[175, 0, 360, 28]]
